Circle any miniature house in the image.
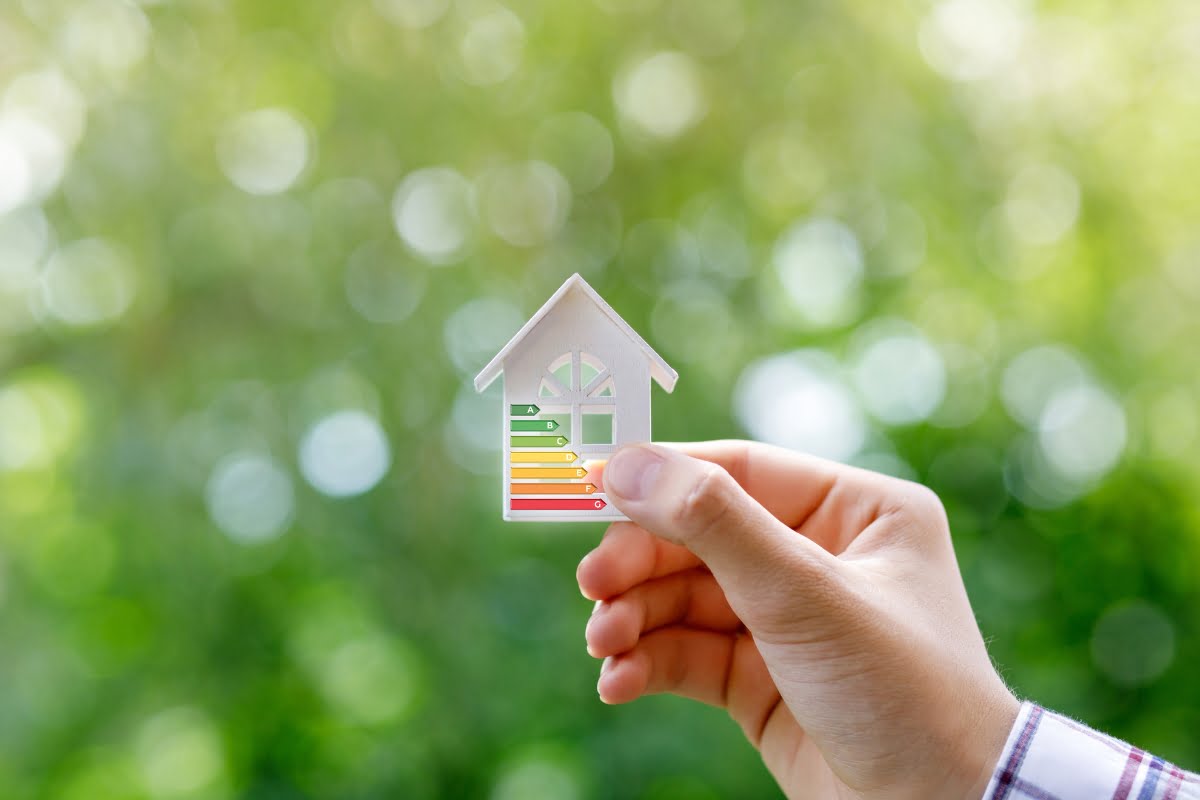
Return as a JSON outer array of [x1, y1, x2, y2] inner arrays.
[[474, 274, 678, 522]]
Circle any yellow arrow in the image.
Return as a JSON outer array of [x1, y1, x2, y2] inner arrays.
[[512, 466, 588, 479], [510, 451, 579, 463]]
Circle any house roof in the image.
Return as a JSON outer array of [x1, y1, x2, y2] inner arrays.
[[473, 273, 679, 394]]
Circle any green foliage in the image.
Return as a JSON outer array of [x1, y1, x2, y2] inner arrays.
[[2, 0, 1199, 796]]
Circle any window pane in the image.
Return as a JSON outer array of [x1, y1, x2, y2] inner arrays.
[[580, 361, 600, 387], [552, 361, 573, 390], [580, 353, 605, 393], [589, 377, 614, 398], [582, 410, 614, 445]]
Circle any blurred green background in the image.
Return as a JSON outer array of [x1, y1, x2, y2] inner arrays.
[[2, 0, 1200, 796]]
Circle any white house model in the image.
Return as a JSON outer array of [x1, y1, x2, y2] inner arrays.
[[474, 274, 678, 522]]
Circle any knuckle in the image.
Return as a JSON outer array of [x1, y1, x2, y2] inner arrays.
[[888, 481, 950, 542], [907, 482, 947, 523]]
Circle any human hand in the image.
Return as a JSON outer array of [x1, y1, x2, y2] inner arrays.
[[577, 441, 1019, 800]]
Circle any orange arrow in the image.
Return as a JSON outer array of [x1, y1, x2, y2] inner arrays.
[[511, 467, 588, 479], [511, 451, 578, 464], [511, 483, 597, 495]]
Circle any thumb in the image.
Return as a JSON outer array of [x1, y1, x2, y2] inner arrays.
[[602, 444, 838, 628]]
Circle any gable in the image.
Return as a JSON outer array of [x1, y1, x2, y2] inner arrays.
[[473, 274, 678, 394]]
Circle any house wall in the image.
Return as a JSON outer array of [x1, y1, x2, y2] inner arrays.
[[500, 287, 652, 521], [502, 288, 651, 443]]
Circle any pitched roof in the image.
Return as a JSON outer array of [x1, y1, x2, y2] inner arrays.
[[473, 273, 678, 394]]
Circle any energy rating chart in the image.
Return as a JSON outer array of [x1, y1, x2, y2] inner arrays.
[[507, 403, 610, 517]]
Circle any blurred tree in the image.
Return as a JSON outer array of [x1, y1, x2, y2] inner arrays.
[[1, 0, 1199, 796]]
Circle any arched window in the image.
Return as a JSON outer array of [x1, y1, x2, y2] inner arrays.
[[537, 351, 615, 448]]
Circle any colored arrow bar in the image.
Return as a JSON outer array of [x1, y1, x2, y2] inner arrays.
[[511, 419, 559, 432], [511, 435, 568, 448], [511, 483, 597, 495], [511, 466, 587, 479], [512, 498, 608, 511], [510, 404, 540, 416], [511, 451, 578, 463]]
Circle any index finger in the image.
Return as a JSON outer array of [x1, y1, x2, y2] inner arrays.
[[577, 521, 702, 601]]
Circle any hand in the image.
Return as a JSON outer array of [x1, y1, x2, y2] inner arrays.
[[577, 441, 1019, 800]]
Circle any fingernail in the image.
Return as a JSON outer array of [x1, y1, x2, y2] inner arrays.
[[577, 557, 593, 598], [605, 447, 663, 501], [586, 601, 605, 657]]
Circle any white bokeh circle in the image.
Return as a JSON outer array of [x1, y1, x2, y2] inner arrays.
[[299, 410, 391, 497], [205, 452, 294, 544]]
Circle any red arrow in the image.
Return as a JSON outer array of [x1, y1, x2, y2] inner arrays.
[[511, 498, 608, 511]]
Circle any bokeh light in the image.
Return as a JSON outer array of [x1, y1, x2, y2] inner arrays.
[[1004, 162, 1081, 246], [770, 217, 864, 329], [448, 384, 501, 475], [532, 112, 615, 194], [0, 370, 84, 472], [478, 161, 571, 247], [1001, 345, 1088, 429], [443, 296, 523, 377], [343, 239, 427, 324], [614, 51, 706, 142], [650, 279, 741, 367], [299, 410, 392, 498], [734, 350, 866, 462], [3, 0, 1199, 792], [204, 452, 295, 544], [457, 5, 527, 86], [1091, 601, 1176, 688], [1037, 383, 1126, 486], [491, 751, 583, 800], [0, 112, 69, 213], [0, 206, 50, 286], [60, 0, 150, 87], [216, 108, 311, 196], [392, 167, 476, 264], [38, 238, 136, 327], [918, 0, 1028, 82], [316, 632, 420, 725], [135, 707, 228, 799], [849, 320, 946, 426]]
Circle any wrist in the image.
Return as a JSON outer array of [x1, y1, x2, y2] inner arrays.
[[959, 687, 1021, 800]]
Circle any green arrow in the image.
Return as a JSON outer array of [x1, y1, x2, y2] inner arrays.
[[510, 435, 569, 448], [511, 419, 559, 432], [510, 404, 540, 416]]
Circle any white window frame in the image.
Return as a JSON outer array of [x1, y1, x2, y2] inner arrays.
[[540, 350, 616, 454]]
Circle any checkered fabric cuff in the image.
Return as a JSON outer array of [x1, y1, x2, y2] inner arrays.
[[982, 702, 1200, 800]]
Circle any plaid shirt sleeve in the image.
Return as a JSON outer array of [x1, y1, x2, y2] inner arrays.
[[982, 702, 1200, 800]]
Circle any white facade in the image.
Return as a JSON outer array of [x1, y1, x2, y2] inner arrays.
[[475, 275, 677, 522]]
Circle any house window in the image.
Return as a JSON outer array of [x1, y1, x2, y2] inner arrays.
[[582, 408, 614, 445], [542, 351, 615, 451]]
